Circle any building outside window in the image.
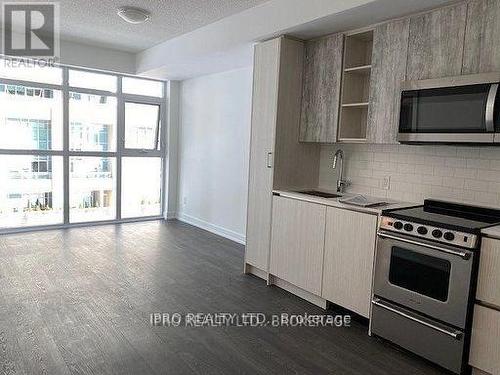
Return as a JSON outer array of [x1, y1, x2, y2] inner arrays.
[[0, 62, 165, 230]]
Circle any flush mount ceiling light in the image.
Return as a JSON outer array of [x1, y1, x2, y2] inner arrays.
[[117, 6, 151, 24]]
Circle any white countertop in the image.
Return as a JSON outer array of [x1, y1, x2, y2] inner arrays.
[[481, 225, 500, 240], [273, 189, 414, 216]]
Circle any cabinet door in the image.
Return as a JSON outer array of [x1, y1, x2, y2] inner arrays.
[[469, 305, 500, 374], [269, 196, 326, 295], [367, 19, 410, 144], [463, 0, 500, 74], [322, 207, 377, 318], [245, 39, 280, 271], [406, 4, 467, 80], [476, 238, 500, 309], [299, 33, 343, 143]]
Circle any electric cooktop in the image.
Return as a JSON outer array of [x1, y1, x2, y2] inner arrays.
[[382, 199, 500, 234]]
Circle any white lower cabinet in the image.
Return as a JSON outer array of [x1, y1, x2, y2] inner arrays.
[[321, 207, 378, 318], [476, 237, 500, 308], [269, 195, 378, 317], [469, 304, 500, 375], [469, 236, 500, 375], [269, 196, 326, 295]]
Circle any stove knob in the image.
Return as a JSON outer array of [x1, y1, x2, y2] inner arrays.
[[403, 223, 414, 232], [393, 221, 403, 230], [417, 226, 428, 235], [444, 232, 455, 241], [432, 229, 443, 239]]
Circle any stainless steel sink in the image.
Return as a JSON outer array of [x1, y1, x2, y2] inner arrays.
[[295, 190, 342, 199]]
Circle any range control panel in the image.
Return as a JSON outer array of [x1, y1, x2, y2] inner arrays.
[[379, 216, 478, 249]]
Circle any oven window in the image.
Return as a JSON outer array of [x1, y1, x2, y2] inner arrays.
[[389, 247, 451, 302]]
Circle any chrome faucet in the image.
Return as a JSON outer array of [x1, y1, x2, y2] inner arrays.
[[332, 149, 349, 193]]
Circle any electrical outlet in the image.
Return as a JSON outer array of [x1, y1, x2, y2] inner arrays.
[[382, 176, 391, 190]]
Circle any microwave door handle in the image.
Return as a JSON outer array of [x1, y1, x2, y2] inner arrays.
[[485, 83, 498, 132]]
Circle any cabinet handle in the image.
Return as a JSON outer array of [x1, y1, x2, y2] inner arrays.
[[266, 152, 273, 168], [377, 231, 472, 260]]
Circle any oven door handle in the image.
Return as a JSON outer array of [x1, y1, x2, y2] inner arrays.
[[377, 231, 472, 260], [486, 83, 498, 132], [372, 298, 463, 340]]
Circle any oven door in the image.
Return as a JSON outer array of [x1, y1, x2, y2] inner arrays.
[[374, 230, 474, 328]]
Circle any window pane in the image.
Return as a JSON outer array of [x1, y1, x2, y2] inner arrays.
[[70, 157, 116, 223], [68, 70, 117, 92], [0, 59, 62, 84], [0, 84, 62, 150], [0, 155, 63, 228], [122, 77, 163, 97], [122, 157, 162, 218], [125, 103, 160, 149], [69, 92, 117, 152]]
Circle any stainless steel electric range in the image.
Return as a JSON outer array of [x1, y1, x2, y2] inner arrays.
[[370, 199, 500, 374]]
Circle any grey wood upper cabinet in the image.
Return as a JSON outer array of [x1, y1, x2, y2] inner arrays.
[[406, 4, 467, 80], [366, 19, 410, 144], [299, 33, 343, 143], [463, 0, 500, 74]]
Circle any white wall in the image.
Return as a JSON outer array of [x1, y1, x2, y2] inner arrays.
[[177, 67, 253, 243], [165, 81, 180, 219], [60, 39, 135, 74], [4, 32, 136, 74]]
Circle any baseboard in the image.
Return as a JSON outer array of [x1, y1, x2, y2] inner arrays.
[[177, 212, 246, 244], [165, 211, 177, 220]]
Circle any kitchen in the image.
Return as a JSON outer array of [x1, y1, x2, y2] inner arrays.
[[244, 1, 500, 374], [1, 1, 500, 374]]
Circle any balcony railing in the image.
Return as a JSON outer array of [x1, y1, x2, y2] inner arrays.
[[9, 171, 52, 180]]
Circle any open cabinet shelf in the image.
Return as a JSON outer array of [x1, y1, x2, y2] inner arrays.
[[338, 30, 374, 142]]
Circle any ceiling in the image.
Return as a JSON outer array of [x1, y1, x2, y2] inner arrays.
[[10, 0, 271, 52]]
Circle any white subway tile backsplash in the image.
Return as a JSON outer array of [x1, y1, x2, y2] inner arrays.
[[457, 147, 480, 158], [466, 158, 490, 169], [414, 164, 434, 175], [444, 157, 467, 168], [480, 149, 500, 160], [425, 156, 445, 166], [477, 169, 500, 182], [473, 192, 498, 204], [442, 177, 464, 189], [318, 144, 500, 208], [488, 182, 500, 193], [489, 160, 500, 170], [455, 168, 477, 179], [464, 179, 489, 192], [433, 166, 455, 177]]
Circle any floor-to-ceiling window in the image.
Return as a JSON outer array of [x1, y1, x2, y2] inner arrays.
[[0, 60, 166, 231]]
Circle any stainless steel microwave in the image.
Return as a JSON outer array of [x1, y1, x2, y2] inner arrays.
[[398, 73, 500, 144]]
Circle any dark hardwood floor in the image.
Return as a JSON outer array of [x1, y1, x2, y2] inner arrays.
[[0, 220, 446, 375]]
